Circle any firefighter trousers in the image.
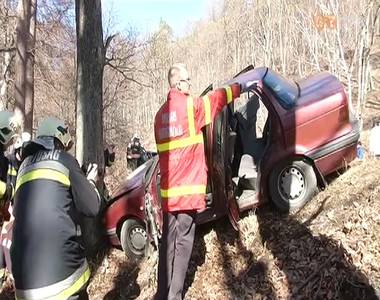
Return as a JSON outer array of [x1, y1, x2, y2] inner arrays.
[[156, 211, 196, 300]]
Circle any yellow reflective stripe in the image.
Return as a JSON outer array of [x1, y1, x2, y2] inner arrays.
[[187, 96, 196, 136], [161, 184, 206, 198], [203, 95, 211, 125], [225, 86, 233, 104], [7, 168, 17, 176], [54, 267, 90, 300], [15, 268, 90, 300], [157, 134, 203, 152], [157, 96, 203, 153], [15, 169, 70, 192], [0, 181, 6, 198]]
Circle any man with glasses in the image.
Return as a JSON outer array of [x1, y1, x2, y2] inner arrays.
[[154, 64, 241, 299]]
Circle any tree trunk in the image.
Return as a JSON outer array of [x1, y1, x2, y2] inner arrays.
[[75, 0, 105, 256], [24, 0, 36, 133], [75, 0, 104, 173], [0, 5, 13, 110], [0, 50, 12, 110], [14, 0, 36, 133], [14, 0, 28, 129]]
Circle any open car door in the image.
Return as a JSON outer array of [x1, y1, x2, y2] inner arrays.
[[213, 64, 256, 230], [200, 84, 240, 230], [220, 108, 240, 230]]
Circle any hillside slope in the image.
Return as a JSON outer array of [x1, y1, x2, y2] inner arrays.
[[87, 155, 380, 300]]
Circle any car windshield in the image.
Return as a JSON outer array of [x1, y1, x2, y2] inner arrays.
[[126, 158, 154, 181], [263, 70, 299, 109]]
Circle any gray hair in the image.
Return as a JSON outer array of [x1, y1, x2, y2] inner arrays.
[[168, 63, 188, 88]]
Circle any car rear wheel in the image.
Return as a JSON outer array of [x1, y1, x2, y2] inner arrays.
[[120, 218, 147, 260], [269, 159, 318, 212]]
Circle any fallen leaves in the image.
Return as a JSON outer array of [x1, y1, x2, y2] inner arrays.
[[71, 159, 380, 299]]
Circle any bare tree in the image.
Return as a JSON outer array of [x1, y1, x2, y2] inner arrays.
[[25, 0, 36, 132], [14, 0, 28, 126], [14, 0, 37, 132], [0, 1, 16, 110], [75, 0, 104, 176]]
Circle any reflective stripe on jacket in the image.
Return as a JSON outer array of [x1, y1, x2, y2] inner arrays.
[[7, 155, 18, 188], [154, 84, 240, 212], [5, 155, 19, 205], [11, 147, 100, 298], [15, 260, 90, 300]]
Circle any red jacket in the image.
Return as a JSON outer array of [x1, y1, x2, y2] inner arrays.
[[154, 84, 240, 212]]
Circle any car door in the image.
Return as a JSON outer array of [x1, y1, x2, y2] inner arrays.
[[205, 104, 240, 230], [200, 83, 241, 230]]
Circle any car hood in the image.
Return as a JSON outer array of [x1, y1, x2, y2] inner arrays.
[[110, 159, 155, 201]]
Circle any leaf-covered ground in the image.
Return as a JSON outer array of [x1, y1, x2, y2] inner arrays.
[[84, 156, 380, 300]]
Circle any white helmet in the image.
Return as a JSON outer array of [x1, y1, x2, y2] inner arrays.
[[0, 110, 21, 145], [36, 117, 72, 148]]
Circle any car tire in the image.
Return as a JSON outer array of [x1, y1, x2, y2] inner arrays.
[[269, 159, 318, 212], [120, 218, 147, 260]]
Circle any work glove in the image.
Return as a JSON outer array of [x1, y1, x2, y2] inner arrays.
[[86, 163, 99, 185]]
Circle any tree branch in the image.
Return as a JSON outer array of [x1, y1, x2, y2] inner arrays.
[[105, 62, 152, 88], [104, 33, 118, 52]]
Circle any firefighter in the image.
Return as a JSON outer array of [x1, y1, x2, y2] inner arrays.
[[11, 117, 101, 300], [7, 132, 31, 188], [0, 131, 32, 288], [0, 110, 21, 287], [0, 111, 20, 209], [154, 63, 241, 300]]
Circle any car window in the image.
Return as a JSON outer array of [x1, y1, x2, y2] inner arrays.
[[126, 158, 154, 182], [263, 70, 298, 109], [144, 156, 158, 183]]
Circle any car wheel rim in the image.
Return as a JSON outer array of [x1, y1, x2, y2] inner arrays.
[[129, 226, 147, 252], [278, 166, 306, 202]]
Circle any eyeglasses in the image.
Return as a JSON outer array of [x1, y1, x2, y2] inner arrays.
[[180, 78, 191, 85]]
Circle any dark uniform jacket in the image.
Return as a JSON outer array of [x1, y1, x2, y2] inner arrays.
[[0, 151, 13, 221], [6, 153, 18, 188], [11, 145, 100, 300], [0, 151, 10, 278]]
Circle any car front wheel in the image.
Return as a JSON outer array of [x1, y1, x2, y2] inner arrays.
[[269, 159, 318, 212], [120, 218, 147, 260]]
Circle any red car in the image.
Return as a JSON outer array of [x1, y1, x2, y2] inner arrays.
[[104, 66, 359, 259]]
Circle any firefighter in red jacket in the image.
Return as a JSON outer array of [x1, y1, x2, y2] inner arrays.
[[154, 63, 241, 300]]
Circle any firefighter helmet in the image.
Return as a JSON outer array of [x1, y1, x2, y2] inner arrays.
[[0, 110, 21, 145], [36, 117, 72, 148]]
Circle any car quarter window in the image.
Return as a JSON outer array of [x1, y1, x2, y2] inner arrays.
[[263, 70, 298, 110]]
